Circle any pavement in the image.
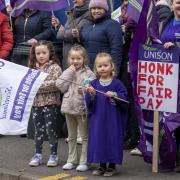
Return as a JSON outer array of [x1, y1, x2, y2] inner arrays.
[[0, 136, 179, 180]]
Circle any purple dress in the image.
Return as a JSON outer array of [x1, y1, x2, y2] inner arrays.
[[85, 78, 128, 164]]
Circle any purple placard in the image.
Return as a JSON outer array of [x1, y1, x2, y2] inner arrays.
[[139, 44, 180, 63], [10, 69, 40, 122]]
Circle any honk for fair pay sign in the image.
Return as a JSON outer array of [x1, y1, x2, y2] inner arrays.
[[137, 44, 179, 113]]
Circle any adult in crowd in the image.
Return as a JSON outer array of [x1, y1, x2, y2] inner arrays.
[[159, 0, 180, 172], [118, 0, 141, 152], [0, 11, 13, 60], [10, 8, 53, 138], [52, 0, 90, 70], [72, 0, 123, 71], [11, 8, 52, 66], [155, 0, 171, 22]]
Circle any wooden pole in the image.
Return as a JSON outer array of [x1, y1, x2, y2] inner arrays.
[[152, 111, 159, 173], [56, 76, 129, 104]]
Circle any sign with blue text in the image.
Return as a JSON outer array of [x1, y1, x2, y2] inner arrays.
[[137, 44, 179, 113], [0, 59, 47, 135]]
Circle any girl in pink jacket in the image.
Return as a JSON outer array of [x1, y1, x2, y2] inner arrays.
[[56, 45, 95, 172]]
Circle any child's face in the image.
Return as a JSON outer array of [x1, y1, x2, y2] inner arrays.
[[95, 57, 112, 79], [68, 50, 84, 70], [35, 45, 50, 67]]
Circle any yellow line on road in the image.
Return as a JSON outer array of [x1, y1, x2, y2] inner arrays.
[[38, 173, 71, 180], [65, 177, 86, 180]]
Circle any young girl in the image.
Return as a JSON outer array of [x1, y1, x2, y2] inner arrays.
[[28, 40, 62, 167], [85, 53, 128, 177], [56, 45, 95, 172]]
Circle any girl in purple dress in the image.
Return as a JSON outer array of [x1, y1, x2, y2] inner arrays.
[[85, 53, 128, 177]]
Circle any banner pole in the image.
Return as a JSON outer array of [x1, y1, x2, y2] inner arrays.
[[152, 111, 159, 173]]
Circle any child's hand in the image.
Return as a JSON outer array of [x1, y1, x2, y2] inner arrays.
[[105, 91, 114, 98], [69, 65, 76, 71], [78, 86, 84, 94], [86, 86, 95, 94]]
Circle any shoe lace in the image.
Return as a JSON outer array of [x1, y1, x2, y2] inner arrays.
[[49, 155, 57, 161], [33, 154, 41, 161]]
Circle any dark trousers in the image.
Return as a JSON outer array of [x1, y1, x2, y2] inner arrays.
[[32, 105, 58, 155]]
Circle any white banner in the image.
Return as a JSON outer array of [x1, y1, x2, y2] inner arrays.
[[0, 59, 47, 135], [137, 44, 179, 113]]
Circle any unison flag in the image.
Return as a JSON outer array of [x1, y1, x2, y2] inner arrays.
[[11, 0, 69, 17], [0, 59, 47, 135]]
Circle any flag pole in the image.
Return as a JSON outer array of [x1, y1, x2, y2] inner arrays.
[[56, 76, 129, 104], [50, 4, 54, 16], [152, 111, 159, 173], [9, 14, 13, 31], [66, 0, 71, 7], [109, 0, 114, 12]]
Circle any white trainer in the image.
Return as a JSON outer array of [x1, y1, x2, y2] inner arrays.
[[29, 154, 42, 167], [76, 164, 89, 172], [130, 148, 142, 156], [62, 163, 76, 170], [47, 154, 58, 167]]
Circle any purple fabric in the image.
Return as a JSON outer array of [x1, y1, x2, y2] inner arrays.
[[126, 0, 144, 23], [129, 0, 173, 167], [160, 19, 180, 43], [0, 0, 6, 11], [0, 0, 14, 14], [129, 0, 180, 170], [86, 78, 128, 164], [11, 0, 68, 17]]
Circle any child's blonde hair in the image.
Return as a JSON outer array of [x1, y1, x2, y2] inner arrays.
[[94, 52, 117, 77], [67, 44, 88, 68]]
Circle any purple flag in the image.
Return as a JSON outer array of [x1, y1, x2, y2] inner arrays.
[[129, 0, 180, 170], [126, 0, 144, 23], [11, 0, 69, 17], [0, 0, 14, 14], [0, 0, 6, 11]]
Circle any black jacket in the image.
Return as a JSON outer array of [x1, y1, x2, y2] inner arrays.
[[14, 10, 52, 44]]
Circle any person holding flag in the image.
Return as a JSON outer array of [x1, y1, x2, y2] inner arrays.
[[51, 0, 91, 70], [159, 0, 180, 172]]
